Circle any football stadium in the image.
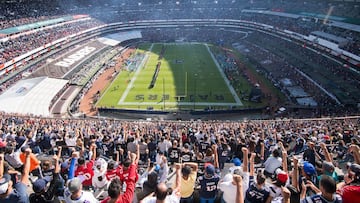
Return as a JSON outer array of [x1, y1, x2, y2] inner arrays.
[[0, 0, 360, 203]]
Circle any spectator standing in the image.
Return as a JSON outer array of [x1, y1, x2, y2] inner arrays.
[[140, 162, 181, 203], [0, 147, 31, 203], [101, 152, 139, 203], [245, 153, 270, 203], [178, 162, 198, 203], [74, 143, 96, 190], [264, 148, 282, 177], [220, 148, 249, 203], [147, 138, 157, 162], [168, 140, 181, 165], [139, 138, 148, 163], [301, 175, 342, 203], [337, 145, 360, 203], [29, 147, 64, 203], [158, 137, 172, 157], [303, 142, 316, 167], [180, 144, 194, 163], [197, 158, 220, 203], [63, 177, 98, 203]]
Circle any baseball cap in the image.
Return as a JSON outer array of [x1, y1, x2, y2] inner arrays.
[[205, 163, 215, 175], [303, 161, 316, 176], [32, 176, 51, 193], [155, 164, 161, 172], [233, 158, 242, 167], [67, 177, 82, 193], [276, 169, 288, 184], [0, 174, 11, 195]]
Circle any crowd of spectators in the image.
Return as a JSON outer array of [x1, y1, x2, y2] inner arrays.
[[0, 0, 359, 75], [0, 38, 92, 95], [0, 18, 104, 64], [243, 32, 360, 110], [240, 13, 360, 56], [238, 34, 338, 112], [0, 113, 359, 203], [0, 3, 359, 202]]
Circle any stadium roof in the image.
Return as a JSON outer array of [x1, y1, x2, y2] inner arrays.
[[241, 9, 300, 19], [329, 21, 360, 33], [311, 31, 348, 44], [0, 77, 68, 116]]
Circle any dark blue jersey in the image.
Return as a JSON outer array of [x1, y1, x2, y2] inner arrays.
[[246, 176, 270, 203], [198, 174, 220, 199], [301, 194, 342, 203]]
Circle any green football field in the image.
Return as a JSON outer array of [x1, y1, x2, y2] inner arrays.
[[96, 43, 243, 111]]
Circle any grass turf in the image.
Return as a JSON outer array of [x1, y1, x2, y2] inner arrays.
[[96, 43, 242, 111]]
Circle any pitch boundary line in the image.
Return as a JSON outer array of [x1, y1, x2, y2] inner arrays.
[[204, 44, 243, 106], [118, 44, 154, 104]]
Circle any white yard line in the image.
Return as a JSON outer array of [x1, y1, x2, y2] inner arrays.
[[205, 44, 243, 105], [118, 44, 154, 104]]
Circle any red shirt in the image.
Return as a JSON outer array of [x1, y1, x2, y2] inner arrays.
[[106, 168, 120, 181], [101, 164, 138, 203], [339, 184, 360, 203], [117, 166, 139, 183], [75, 160, 94, 186]]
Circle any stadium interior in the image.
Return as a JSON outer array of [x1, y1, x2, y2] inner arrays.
[[0, 0, 360, 203]]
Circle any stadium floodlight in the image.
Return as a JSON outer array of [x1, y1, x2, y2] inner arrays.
[[138, 2, 142, 6], [214, 1, 218, 4], [158, 1, 162, 5], [176, 1, 180, 5]]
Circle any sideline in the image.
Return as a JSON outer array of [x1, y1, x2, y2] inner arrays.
[[205, 44, 243, 106], [118, 44, 154, 104]]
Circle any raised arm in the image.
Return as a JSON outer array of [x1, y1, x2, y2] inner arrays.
[[55, 146, 62, 174], [282, 186, 291, 203], [260, 142, 265, 161], [242, 147, 249, 173], [174, 163, 182, 190], [233, 175, 244, 203], [68, 151, 79, 180], [249, 153, 256, 176], [212, 144, 219, 168], [320, 143, 333, 163], [135, 143, 140, 165], [90, 143, 96, 161], [279, 142, 288, 173], [292, 157, 299, 190], [20, 148, 32, 185], [118, 154, 138, 203]]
